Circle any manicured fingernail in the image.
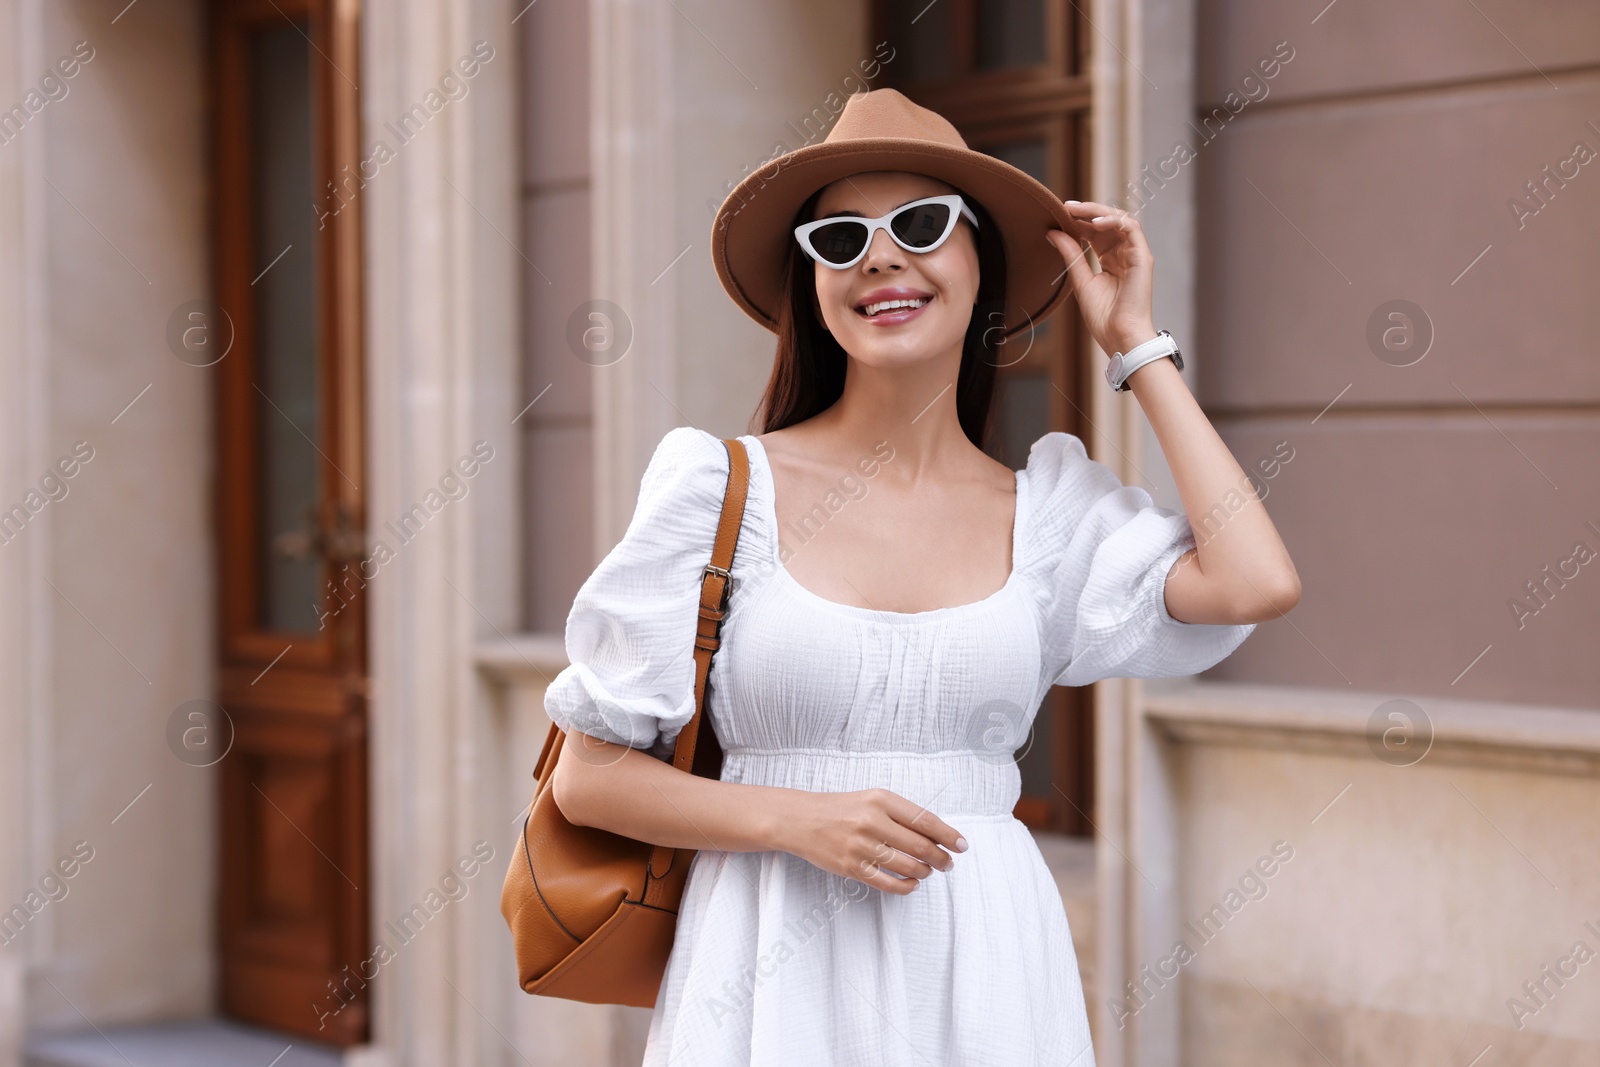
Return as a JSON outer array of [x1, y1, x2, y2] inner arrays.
[[1091, 216, 1107, 223], [955, 836, 969, 852], [1065, 199, 1080, 205]]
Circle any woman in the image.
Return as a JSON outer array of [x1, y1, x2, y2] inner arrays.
[[546, 90, 1299, 1066]]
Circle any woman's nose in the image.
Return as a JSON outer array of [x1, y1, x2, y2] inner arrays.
[[859, 227, 905, 273]]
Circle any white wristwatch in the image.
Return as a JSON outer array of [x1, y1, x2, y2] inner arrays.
[[1105, 330, 1183, 391]]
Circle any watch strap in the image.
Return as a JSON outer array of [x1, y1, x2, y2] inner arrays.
[[1106, 330, 1183, 391]]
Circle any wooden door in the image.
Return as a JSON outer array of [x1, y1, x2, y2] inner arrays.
[[208, 0, 369, 1045]]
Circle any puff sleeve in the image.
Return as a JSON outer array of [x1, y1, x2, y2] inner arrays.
[[543, 426, 728, 761], [1018, 432, 1256, 689]]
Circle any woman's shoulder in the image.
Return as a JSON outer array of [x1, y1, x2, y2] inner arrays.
[[642, 425, 733, 486], [1017, 430, 1091, 483], [627, 426, 731, 524], [636, 425, 773, 528], [1013, 431, 1132, 558], [651, 424, 726, 460], [1016, 431, 1111, 510]]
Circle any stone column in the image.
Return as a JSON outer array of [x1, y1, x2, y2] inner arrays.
[[0, 0, 43, 1057], [360, 0, 522, 1061], [1087, 0, 1201, 1063]]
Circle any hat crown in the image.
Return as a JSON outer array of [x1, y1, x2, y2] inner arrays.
[[824, 89, 969, 150]]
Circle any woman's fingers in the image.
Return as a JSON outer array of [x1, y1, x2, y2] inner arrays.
[[1049, 200, 1156, 355], [887, 791, 966, 860], [1047, 229, 1098, 294], [1090, 207, 1150, 259], [834, 789, 967, 895], [1063, 202, 1137, 242], [1062, 199, 1122, 219], [1056, 215, 1121, 265], [879, 818, 953, 875], [1057, 201, 1150, 275], [843, 835, 927, 895], [1083, 214, 1134, 257], [851, 831, 946, 894], [854, 853, 921, 895], [861, 840, 932, 884], [1120, 211, 1153, 262]]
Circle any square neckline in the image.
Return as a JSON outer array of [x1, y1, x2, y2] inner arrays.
[[742, 433, 1027, 620]]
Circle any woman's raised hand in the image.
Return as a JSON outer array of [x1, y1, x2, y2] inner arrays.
[[1046, 200, 1159, 358], [774, 787, 967, 896]]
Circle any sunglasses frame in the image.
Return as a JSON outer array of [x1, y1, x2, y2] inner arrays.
[[793, 193, 980, 270]]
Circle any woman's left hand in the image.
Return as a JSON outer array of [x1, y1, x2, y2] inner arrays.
[[1046, 201, 1158, 357]]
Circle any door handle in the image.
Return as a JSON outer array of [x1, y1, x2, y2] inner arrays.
[[270, 502, 321, 561], [322, 501, 367, 564], [269, 502, 365, 564]]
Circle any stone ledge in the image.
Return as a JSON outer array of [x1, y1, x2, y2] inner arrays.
[[1142, 680, 1600, 776], [475, 633, 568, 686]]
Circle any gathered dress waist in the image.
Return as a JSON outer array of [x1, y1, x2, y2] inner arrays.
[[717, 745, 1023, 820]]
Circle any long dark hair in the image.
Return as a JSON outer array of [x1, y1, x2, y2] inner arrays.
[[753, 184, 1008, 450]]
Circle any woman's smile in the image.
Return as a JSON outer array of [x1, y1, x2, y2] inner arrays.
[[854, 286, 934, 325]]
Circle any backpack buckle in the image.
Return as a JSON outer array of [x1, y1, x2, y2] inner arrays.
[[703, 564, 734, 611]]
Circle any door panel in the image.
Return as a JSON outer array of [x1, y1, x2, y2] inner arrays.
[[210, 0, 368, 1045]]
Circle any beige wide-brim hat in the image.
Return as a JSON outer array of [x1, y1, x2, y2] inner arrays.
[[710, 88, 1076, 340]]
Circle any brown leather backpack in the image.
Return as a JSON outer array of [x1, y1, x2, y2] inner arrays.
[[499, 437, 746, 1006]]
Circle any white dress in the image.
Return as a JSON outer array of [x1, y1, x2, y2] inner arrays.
[[543, 426, 1256, 1066]]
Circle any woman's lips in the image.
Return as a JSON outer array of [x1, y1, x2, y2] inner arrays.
[[857, 295, 933, 327]]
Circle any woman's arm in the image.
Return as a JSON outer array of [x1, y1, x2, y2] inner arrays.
[[551, 732, 784, 853], [550, 729, 968, 895], [1125, 355, 1299, 624], [1048, 201, 1301, 626]]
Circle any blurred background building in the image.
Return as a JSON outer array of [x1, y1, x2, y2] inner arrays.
[[0, 0, 1596, 1064]]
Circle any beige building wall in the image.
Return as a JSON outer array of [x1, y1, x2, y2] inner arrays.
[[0, 0, 214, 1041], [521, 0, 594, 634], [1196, 2, 1600, 704], [1099, 1, 1600, 1062]]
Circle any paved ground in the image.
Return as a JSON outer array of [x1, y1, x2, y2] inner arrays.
[[25, 1018, 344, 1067]]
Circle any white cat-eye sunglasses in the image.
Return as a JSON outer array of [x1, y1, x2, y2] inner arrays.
[[793, 194, 980, 270]]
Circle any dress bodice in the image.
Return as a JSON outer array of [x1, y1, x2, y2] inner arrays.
[[544, 426, 1255, 776]]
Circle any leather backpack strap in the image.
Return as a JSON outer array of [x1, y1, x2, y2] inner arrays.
[[672, 437, 749, 773], [645, 437, 750, 888]]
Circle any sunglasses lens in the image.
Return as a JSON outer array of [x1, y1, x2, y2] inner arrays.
[[890, 202, 954, 248], [807, 221, 870, 264]]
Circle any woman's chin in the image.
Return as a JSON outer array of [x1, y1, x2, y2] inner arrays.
[[840, 326, 964, 367]]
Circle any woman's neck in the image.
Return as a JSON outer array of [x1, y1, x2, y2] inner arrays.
[[815, 341, 975, 478]]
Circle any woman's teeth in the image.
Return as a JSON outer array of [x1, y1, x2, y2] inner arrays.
[[860, 296, 930, 317]]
